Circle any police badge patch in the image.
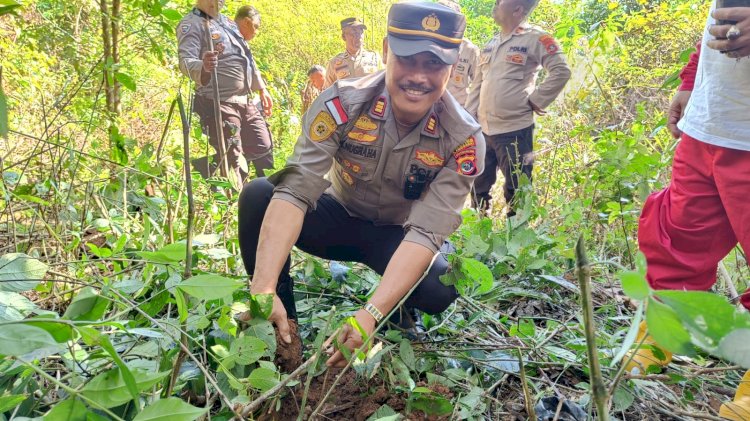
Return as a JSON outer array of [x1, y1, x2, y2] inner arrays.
[[181, 24, 191, 34], [310, 111, 336, 142]]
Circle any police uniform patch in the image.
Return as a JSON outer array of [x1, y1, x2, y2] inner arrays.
[[342, 159, 362, 173], [348, 130, 378, 143], [456, 154, 477, 175], [335, 59, 344, 66], [324, 97, 349, 125], [310, 111, 336, 142], [181, 24, 191, 34], [354, 115, 378, 131], [371, 96, 386, 118], [341, 171, 355, 186], [454, 75, 463, 83], [506, 53, 526, 65], [337, 70, 349, 78], [414, 149, 444, 167], [211, 32, 221, 40], [539, 35, 560, 54], [454, 136, 476, 155]]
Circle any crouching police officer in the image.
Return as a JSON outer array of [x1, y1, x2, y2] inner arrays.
[[238, 2, 485, 367]]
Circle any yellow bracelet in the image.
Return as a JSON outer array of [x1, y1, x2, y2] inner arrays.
[[364, 302, 384, 322]]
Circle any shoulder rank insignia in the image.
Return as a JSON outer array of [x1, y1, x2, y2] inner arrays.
[[371, 96, 387, 118], [324, 97, 349, 125], [415, 149, 444, 167], [354, 115, 378, 131], [310, 111, 337, 142]]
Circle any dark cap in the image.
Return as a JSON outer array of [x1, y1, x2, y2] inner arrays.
[[340, 17, 367, 30], [387, 1, 466, 65]]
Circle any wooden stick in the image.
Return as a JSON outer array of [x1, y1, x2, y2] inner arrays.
[[576, 236, 610, 421]]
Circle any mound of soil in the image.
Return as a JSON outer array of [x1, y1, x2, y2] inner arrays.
[[274, 319, 303, 373], [257, 369, 450, 421]]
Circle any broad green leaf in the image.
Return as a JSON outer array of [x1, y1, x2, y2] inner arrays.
[[0, 0, 21, 17], [115, 72, 136, 91], [0, 394, 26, 412], [174, 289, 188, 322], [612, 384, 635, 412], [399, 339, 416, 371], [366, 404, 399, 421], [161, 8, 182, 21], [0, 253, 48, 292], [459, 257, 494, 294], [245, 318, 276, 357], [247, 367, 279, 392], [0, 291, 37, 321], [137, 242, 187, 263], [655, 290, 738, 349], [0, 324, 58, 356], [409, 393, 452, 416], [717, 329, 750, 368], [63, 287, 110, 321], [25, 320, 75, 342], [619, 271, 649, 300], [645, 297, 694, 356], [81, 368, 169, 408], [249, 293, 273, 319], [177, 274, 242, 300], [77, 328, 140, 408], [230, 336, 266, 366], [133, 398, 207, 421], [44, 398, 87, 421]]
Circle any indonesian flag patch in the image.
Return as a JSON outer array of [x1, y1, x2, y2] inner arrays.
[[324, 97, 349, 125]]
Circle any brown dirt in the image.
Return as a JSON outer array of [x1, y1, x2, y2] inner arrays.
[[257, 370, 451, 421], [274, 319, 303, 373]]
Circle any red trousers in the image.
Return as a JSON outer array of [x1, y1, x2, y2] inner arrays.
[[638, 134, 750, 310]]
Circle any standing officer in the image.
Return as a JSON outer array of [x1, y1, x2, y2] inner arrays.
[[438, 0, 481, 107], [239, 2, 485, 367], [177, 0, 273, 180], [465, 0, 570, 215], [325, 17, 382, 87]]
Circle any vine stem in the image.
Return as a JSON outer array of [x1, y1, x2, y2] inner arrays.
[[20, 359, 126, 421], [576, 236, 610, 421]]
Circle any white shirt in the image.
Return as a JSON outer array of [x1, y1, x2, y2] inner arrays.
[[679, 3, 750, 151]]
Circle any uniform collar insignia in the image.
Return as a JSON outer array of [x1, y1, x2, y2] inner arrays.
[[369, 94, 388, 120], [421, 112, 439, 138]]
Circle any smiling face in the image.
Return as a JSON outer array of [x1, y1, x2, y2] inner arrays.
[[342, 26, 365, 55], [383, 40, 452, 125]]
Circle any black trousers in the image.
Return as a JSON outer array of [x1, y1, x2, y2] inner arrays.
[[237, 178, 458, 319], [472, 124, 534, 213]]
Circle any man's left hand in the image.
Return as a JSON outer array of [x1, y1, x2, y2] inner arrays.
[[259, 88, 273, 117], [529, 100, 547, 116], [326, 309, 376, 367], [708, 7, 750, 59]]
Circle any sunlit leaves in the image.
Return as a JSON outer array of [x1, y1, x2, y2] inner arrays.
[[177, 274, 243, 300], [80, 368, 170, 409]]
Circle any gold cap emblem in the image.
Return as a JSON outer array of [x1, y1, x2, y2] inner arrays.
[[421, 13, 441, 32]]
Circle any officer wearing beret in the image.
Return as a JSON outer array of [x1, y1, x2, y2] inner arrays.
[[324, 17, 383, 87], [238, 2, 485, 367], [177, 0, 273, 180]]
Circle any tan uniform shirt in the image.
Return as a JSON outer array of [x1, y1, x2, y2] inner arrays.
[[325, 50, 382, 87], [465, 25, 571, 135], [447, 39, 480, 107], [268, 72, 486, 252], [177, 8, 265, 101]]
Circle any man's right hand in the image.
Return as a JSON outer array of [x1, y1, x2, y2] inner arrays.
[[202, 51, 219, 72], [246, 288, 292, 344], [667, 90, 692, 139]]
